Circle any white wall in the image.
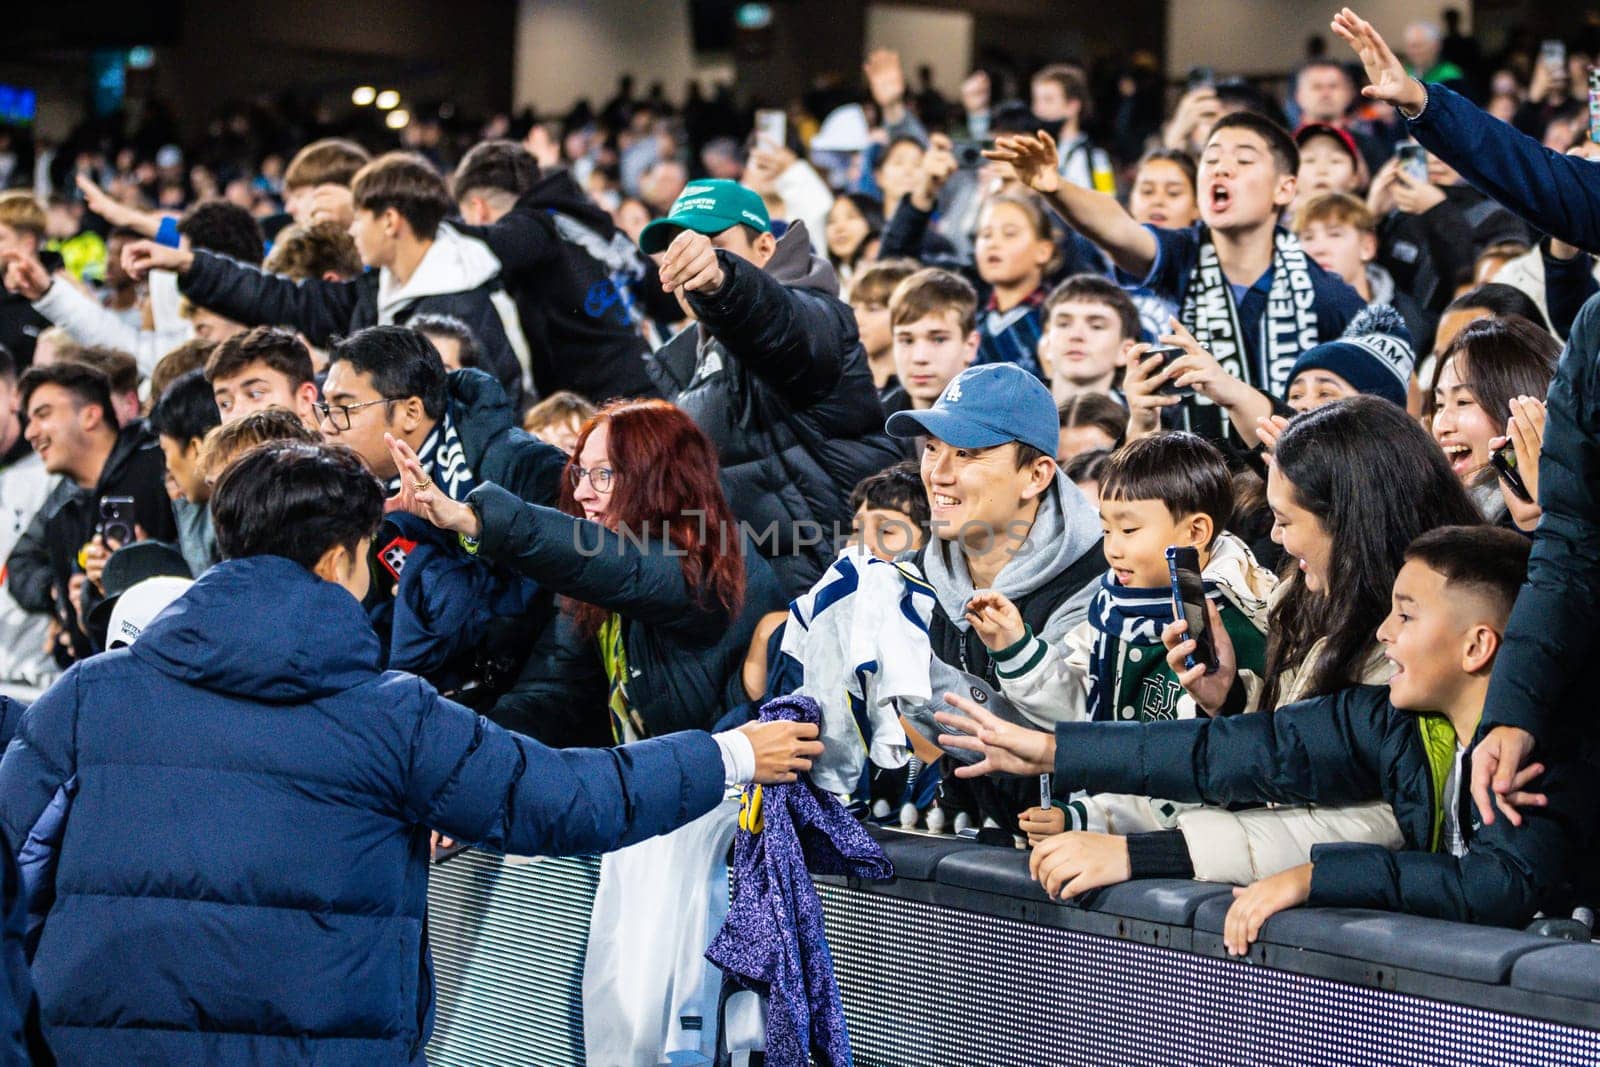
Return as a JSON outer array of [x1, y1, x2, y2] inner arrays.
[[1166, 0, 1470, 77], [865, 4, 974, 96], [513, 0, 731, 113]]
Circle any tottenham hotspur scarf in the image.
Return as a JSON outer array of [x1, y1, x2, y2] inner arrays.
[[1086, 571, 1217, 722], [386, 407, 480, 501], [1181, 225, 1320, 399]]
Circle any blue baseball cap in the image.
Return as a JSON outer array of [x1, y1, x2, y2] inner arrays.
[[886, 363, 1059, 458]]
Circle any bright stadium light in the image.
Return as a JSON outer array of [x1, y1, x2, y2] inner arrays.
[[376, 89, 400, 110], [352, 86, 376, 106], [386, 108, 411, 130]]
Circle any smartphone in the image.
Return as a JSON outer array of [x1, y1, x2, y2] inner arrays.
[[1167, 546, 1218, 673], [951, 139, 991, 169], [1396, 143, 1429, 185], [1490, 441, 1532, 503], [99, 495, 136, 546], [754, 109, 786, 149], [1144, 345, 1194, 399], [431, 839, 471, 865], [1588, 69, 1600, 144], [1542, 39, 1567, 74], [1186, 66, 1216, 92]]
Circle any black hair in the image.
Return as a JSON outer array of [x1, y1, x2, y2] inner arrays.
[[1100, 432, 1233, 547], [1208, 110, 1299, 175], [1065, 447, 1113, 485], [848, 460, 930, 538], [1443, 283, 1553, 335], [1403, 525, 1530, 628], [452, 139, 539, 202], [1425, 315, 1560, 428], [211, 441, 385, 571], [18, 361, 118, 431], [829, 192, 885, 272], [327, 325, 448, 420], [411, 314, 482, 370], [178, 199, 265, 266], [148, 368, 222, 445], [1058, 392, 1128, 446], [1136, 147, 1198, 192], [1013, 442, 1051, 470], [1266, 396, 1482, 708]]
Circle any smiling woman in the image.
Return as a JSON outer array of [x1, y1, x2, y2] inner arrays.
[[1255, 397, 1482, 712], [1424, 316, 1560, 517]]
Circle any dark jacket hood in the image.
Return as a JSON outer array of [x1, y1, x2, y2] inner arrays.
[[765, 221, 838, 296], [445, 367, 516, 467], [522, 167, 617, 236], [131, 555, 381, 702]]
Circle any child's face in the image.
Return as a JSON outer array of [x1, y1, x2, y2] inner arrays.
[[877, 142, 924, 201], [1296, 218, 1375, 287], [1296, 136, 1359, 198], [852, 504, 924, 561], [1267, 462, 1334, 593], [534, 415, 585, 456], [1431, 355, 1498, 485], [974, 201, 1052, 289], [1039, 298, 1131, 392], [827, 198, 871, 261], [852, 296, 892, 362], [1376, 560, 1479, 713], [1286, 368, 1359, 413], [1100, 497, 1209, 589], [893, 310, 977, 407], [0, 222, 35, 261], [1199, 128, 1295, 231], [1130, 159, 1198, 229]]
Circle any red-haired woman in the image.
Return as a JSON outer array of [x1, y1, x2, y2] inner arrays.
[[386, 399, 787, 747]]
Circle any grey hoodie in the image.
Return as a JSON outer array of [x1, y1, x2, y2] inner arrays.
[[904, 472, 1105, 747]]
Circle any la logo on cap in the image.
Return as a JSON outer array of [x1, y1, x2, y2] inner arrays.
[[943, 381, 963, 404]]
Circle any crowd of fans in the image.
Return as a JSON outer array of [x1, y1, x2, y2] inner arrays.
[[0, 3, 1596, 1061]]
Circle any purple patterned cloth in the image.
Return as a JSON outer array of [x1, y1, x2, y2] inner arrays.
[[704, 695, 894, 1067]]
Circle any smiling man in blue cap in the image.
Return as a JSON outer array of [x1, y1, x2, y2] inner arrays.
[[638, 179, 901, 598], [880, 362, 1105, 837]]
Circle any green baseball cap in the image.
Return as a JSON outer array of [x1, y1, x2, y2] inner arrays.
[[637, 179, 771, 255]]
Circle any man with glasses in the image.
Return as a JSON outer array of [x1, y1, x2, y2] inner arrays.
[[318, 324, 563, 507]]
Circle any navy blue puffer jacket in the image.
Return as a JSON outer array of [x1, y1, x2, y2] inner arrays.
[[0, 556, 724, 1065]]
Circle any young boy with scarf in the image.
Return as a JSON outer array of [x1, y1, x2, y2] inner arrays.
[[987, 114, 1365, 442], [964, 432, 1274, 842]]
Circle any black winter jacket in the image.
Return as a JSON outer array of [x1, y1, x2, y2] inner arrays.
[[363, 370, 567, 699], [5, 421, 177, 662], [452, 170, 666, 402], [179, 240, 527, 403], [467, 481, 787, 747], [1052, 686, 1590, 928], [1401, 83, 1600, 746], [440, 369, 566, 506], [646, 222, 902, 598]]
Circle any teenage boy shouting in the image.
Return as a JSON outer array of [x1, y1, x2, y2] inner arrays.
[[987, 115, 1364, 439]]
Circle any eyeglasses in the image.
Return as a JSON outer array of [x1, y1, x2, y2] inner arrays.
[[313, 397, 400, 431], [569, 465, 615, 492]]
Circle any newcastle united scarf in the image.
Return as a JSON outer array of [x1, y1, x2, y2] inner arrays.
[[1181, 226, 1321, 398]]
